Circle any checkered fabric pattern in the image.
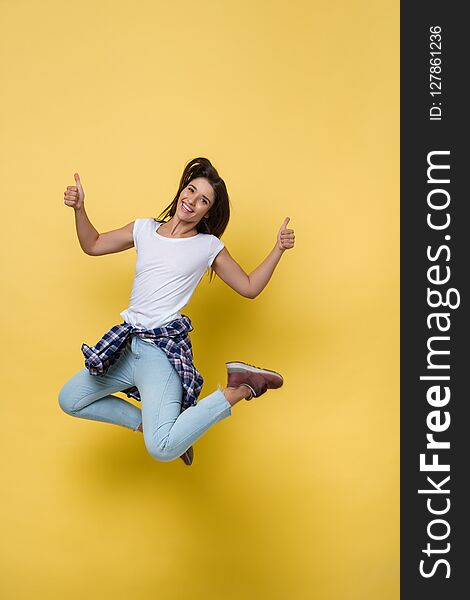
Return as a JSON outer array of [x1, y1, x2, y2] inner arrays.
[[81, 315, 203, 412]]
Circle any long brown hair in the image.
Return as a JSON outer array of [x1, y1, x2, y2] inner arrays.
[[155, 157, 231, 281]]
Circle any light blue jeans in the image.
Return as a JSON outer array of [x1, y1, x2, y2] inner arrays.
[[58, 335, 232, 461]]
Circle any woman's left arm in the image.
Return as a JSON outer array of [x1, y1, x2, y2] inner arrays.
[[212, 217, 295, 299]]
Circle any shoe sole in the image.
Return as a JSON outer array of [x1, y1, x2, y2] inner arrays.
[[225, 361, 284, 385], [180, 446, 193, 466]]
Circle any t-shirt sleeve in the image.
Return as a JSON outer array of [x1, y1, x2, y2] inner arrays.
[[207, 236, 225, 268], [132, 218, 145, 252]]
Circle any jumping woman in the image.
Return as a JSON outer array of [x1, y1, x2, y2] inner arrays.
[[58, 157, 295, 466]]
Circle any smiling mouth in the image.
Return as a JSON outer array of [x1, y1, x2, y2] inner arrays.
[[181, 201, 194, 213]]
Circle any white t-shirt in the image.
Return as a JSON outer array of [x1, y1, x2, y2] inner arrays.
[[120, 218, 225, 331]]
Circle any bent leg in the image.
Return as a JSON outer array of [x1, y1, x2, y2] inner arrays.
[[58, 347, 142, 431], [134, 339, 231, 461]]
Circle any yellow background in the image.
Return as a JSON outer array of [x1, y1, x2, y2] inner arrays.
[[0, 1, 399, 598]]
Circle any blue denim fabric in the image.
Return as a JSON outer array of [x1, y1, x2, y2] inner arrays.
[[58, 335, 232, 461]]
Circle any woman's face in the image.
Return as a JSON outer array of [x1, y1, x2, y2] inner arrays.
[[176, 177, 215, 224]]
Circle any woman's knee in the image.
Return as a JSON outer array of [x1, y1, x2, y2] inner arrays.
[[143, 435, 179, 462], [58, 380, 79, 415]]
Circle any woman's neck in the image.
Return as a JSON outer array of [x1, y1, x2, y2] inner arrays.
[[159, 217, 198, 238]]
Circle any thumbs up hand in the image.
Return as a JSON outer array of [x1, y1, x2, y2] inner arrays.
[[277, 217, 295, 252], [63, 172, 85, 211]]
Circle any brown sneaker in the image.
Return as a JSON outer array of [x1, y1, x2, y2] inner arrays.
[[225, 361, 284, 400], [179, 446, 194, 466]]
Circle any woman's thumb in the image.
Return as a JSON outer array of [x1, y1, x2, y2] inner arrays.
[[281, 216, 290, 230], [74, 172, 82, 189]]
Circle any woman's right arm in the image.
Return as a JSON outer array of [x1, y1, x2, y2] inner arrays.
[[64, 173, 134, 256]]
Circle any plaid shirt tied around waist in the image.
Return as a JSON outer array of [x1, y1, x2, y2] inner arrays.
[[81, 315, 203, 412]]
